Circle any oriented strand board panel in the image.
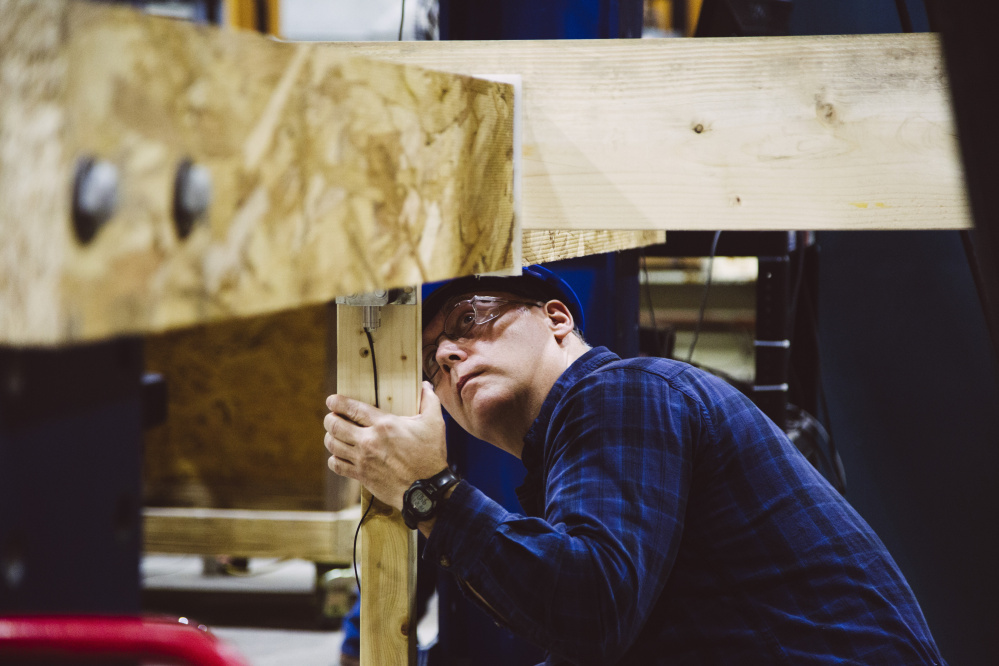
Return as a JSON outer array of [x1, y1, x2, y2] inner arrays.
[[0, 0, 514, 346], [143, 304, 332, 512], [331, 34, 970, 232]]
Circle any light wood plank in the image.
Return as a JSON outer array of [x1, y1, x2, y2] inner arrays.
[[337, 303, 420, 666], [143, 506, 359, 563], [0, 0, 514, 346], [332, 34, 970, 232], [522, 230, 665, 265]]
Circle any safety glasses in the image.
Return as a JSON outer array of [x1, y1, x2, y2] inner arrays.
[[422, 296, 544, 382]]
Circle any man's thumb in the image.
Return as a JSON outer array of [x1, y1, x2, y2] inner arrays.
[[419, 381, 441, 415]]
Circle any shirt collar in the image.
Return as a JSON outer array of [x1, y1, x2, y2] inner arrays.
[[520, 346, 619, 473]]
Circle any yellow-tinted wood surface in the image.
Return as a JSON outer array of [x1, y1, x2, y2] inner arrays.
[[337, 303, 420, 666], [0, 0, 514, 346], [522, 230, 665, 265], [332, 34, 970, 232], [143, 506, 358, 563], [143, 304, 331, 511]]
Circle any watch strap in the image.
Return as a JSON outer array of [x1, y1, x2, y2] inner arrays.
[[402, 467, 460, 529]]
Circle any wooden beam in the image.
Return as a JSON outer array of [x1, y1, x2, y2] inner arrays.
[[331, 34, 970, 232], [337, 302, 420, 666], [0, 0, 514, 346], [143, 506, 359, 563], [522, 230, 665, 265]]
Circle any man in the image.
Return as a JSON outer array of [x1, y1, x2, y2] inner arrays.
[[324, 266, 945, 665]]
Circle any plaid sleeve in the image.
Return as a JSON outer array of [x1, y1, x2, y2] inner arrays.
[[426, 366, 703, 664]]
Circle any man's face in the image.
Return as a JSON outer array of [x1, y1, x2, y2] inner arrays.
[[422, 290, 559, 448]]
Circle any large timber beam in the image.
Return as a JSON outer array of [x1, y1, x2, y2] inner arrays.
[[0, 0, 516, 346], [335, 34, 970, 233]]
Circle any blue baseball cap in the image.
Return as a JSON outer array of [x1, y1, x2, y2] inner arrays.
[[422, 265, 585, 332]]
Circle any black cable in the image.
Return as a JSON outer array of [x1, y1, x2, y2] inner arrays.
[[687, 231, 722, 363], [894, 0, 914, 33], [364, 329, 379, 410], [399, 0, 407, 40], [799, 271, 846, 493], [352, 328, 380, 594], [640, 249, 660, 351], [353, 497, 375, 594], [787, 233, 807, 350]]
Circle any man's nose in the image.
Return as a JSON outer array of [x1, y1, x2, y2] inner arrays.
[[436, 337, 467, 367]]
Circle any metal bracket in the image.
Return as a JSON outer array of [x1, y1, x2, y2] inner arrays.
[[334, 287, 417, 307]]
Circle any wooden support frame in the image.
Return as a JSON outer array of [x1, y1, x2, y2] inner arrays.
[[335, 34, 970, 233], [143, 506, 358, 563], [337, 302, 421, 666]]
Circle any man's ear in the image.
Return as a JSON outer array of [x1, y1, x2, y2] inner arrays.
[[544, 300, 576, 341]]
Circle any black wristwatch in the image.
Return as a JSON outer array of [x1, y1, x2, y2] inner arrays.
[[402, 467, 460, 530]]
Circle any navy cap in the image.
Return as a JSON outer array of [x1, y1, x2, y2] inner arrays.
[[422, 265, 585, 332]]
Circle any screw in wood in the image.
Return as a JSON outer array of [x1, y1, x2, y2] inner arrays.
[[173, 158, 213, 238], [72, 157, 119, 243]]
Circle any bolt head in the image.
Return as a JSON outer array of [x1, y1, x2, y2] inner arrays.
[[72, 157, 119, 243], [173, 160, 213, 237]]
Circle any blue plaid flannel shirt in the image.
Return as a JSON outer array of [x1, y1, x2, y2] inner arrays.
[[425, 347, 945, 665]]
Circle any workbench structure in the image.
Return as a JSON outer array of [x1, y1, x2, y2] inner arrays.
[[0, 1, 972, 665]]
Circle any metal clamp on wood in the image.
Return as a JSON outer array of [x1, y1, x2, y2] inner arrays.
[[336, 288, 417, 331]]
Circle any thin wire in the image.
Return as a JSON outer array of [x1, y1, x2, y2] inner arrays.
[[398, 0, 406, 40], [365, 329, 379, 410], [353, 497, 375, 594], [640, 249, 660, 347], [687, 231, 722, 363], [352, 328, 380, 594], [894, 0, 914, 32]]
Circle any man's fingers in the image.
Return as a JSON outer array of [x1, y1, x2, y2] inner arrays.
[[325, 431, 357, 460], [327, 455, 357, 478], [326, 393, 378, 426], [324, 412, 365, 446]]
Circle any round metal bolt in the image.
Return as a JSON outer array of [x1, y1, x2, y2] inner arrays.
[[72, 157, 119, 243], [173, 159, 213, 238]]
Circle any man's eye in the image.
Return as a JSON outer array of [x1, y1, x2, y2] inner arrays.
[[460, 312, 475, 325]]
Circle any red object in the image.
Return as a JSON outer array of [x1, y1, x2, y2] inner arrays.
[[0, 614, 251, 665]]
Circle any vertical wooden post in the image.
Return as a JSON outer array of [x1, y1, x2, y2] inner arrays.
[[337, 301, 420, 666]]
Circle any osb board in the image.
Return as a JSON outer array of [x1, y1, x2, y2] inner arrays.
[[143, 304, 330, 511], [332, 34, 970, 232], [0, 0, 514, 347]]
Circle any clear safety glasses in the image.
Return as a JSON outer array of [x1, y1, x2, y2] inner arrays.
[[422, 296, 544, 382]]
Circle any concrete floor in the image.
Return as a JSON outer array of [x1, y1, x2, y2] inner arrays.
[[142, 555, 346, 666]]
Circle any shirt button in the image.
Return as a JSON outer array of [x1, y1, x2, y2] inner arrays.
[[439, 555, 452, 568]]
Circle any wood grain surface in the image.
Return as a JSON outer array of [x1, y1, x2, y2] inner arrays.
[[0, 0, 514, 346], [337, 303, 420, 666], [143, 506, 359, 563], [333, 34, 970, 232]]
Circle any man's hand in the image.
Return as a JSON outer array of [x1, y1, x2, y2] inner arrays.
[[324, 381, 448, 512]]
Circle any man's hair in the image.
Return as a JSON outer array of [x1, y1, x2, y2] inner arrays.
[[422, 265, 586, 333]]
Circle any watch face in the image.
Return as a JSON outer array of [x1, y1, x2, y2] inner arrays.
[[410, 488, 433, 514]]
